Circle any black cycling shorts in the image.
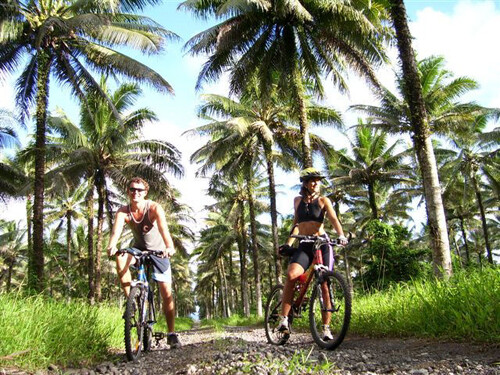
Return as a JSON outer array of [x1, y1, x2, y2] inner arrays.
[[289, 234, 334, 271]]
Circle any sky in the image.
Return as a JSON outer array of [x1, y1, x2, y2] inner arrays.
[[1, 0, 500, 235]]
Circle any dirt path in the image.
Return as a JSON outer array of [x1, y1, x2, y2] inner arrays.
[[76, 326, 498, 375], [3, 327, 498, 374]]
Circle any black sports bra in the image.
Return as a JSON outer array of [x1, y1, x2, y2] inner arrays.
[[296, 198, 325, 223]]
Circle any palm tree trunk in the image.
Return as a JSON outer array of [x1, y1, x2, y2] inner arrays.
[[228, 253, 236, 312], [263, 143, 283, 282], [368, 183, 379, 219], [30, 52, 51, 292], [95, 182, 105, 302], [246, 172, 263, 317], [389, 0, 452, 278], [459, 216, 470, 264], [26, 196, 33, 287], [87, 186, 95, 304], [471, 174, 493, 263], [222, 258, 231, 317], [452, 236, 463, 268], [66, 212, 72, 299], [292, 67, 312, 168], [237, 200, 250, 316], [7, 260, 14, 292], [217, 260, 227, 318]]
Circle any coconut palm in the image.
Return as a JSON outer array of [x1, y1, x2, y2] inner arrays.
[[0, 109, 23, 149], [0, 220, 27, 292], [181, 0, 389, 167], [194, 210, 238, 318], [328, 125, 413, 222], [206, 173, 252, 316], [442, 122, 499, 264], [0, 110, 26, 200], [352, 48, 497, 277], [388, 0, 455, 277], [0, 0, 178, 291], [442, 176, 480, 265], [44, 180, 87, 296], [47, 80, 183, 301]]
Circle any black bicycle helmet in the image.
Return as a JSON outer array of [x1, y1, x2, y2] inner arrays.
[[299, 167, 326, 182]]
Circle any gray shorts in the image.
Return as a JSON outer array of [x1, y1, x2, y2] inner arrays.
[[152, 257, 172, 284]]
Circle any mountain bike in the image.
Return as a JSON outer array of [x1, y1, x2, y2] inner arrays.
[[265, 235, 352, 350], [118, 247, 166, 361]]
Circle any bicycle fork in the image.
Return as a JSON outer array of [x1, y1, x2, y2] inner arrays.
[[316, 279, 339, 314]]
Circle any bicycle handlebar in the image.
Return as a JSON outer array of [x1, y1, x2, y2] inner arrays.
[[290, 234, 349, 246], [117, 248, 165, 257]]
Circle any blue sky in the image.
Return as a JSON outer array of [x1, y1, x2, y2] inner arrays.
[[1, 0, 500, 232]]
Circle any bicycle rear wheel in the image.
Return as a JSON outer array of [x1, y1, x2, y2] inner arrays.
[[309, 271, 351, 350], [124, 286, 146, 361], [264, 284, 290, 345]]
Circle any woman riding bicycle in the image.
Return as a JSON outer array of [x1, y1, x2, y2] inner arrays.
[[278, 168, 348, 339]]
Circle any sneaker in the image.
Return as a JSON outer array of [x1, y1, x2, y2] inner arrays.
[[322, 325, 333, 341], [167, 333, 181, 348], [277, 316, 289, 334]]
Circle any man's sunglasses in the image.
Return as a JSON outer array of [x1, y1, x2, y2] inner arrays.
[[129, 187, 146, 193]]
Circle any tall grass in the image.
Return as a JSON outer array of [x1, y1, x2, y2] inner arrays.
[[351, 267, 499, 342], [0, 293, 123, 370]]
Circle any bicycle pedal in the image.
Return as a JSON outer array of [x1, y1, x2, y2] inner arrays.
[[154, 332, 166, 340]]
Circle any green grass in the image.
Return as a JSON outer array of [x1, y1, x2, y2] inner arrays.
[[351, 267, 500, 342], [0, 293, 193, 371], [0, 294, 121, 370], [154, 316, 194, 332], [241, 346, 336, 374]]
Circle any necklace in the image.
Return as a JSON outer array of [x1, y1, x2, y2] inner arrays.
[[129, 201, 148, 224]]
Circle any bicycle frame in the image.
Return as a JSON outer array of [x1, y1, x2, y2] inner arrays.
[[290, 235, 336, 313], [121, 248, 163, 339], [265, 234, 351, 349]]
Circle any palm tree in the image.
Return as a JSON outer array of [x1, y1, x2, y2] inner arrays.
[[0, 220, 27, 292], [0, 110, 27, 200], [442, 176, 479, 265], [442, 122, 499, 264], [353, 50, 497, 278], [207, 173, 252, 316], [47, 80, 184, 302], [181, 0, 389, 167], [44, 180, 87, 296], [1, 0, 178, 291], [194, 210, 238, 318], [0, 109, 22, 149], [328, 125, 413, 221], [387, 1, 457, 277]]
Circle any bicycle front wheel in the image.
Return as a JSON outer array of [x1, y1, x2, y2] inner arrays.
[[143, 290, 153, 352], [124, 286, 146, 361], [309, 271, 351, 350], [264, 284, 290, 345]]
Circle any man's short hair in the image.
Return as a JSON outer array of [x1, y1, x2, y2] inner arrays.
[[129, 177, 149, 191]]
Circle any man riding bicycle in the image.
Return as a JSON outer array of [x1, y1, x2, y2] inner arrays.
[[107, 177, 181, 348], [278, 168, 348, 339]]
